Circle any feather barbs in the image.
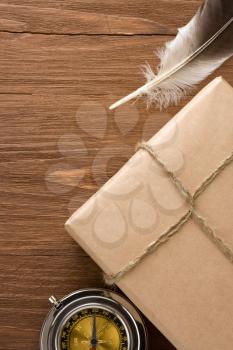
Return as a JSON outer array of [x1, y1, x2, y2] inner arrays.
[[109, 0, 233, 110]]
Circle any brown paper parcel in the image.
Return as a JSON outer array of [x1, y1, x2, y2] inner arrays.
[[65, 77, 233, 350]]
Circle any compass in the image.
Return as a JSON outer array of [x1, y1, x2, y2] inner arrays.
[[40, 289, 148, 350]]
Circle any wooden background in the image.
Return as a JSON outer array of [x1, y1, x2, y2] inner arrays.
[[1, 1, 233, 349]]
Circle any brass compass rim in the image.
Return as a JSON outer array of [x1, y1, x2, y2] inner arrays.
[[40, 288, 148, 350]]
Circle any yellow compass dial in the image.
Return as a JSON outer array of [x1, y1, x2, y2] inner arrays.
[[60, 307, 128, 350]]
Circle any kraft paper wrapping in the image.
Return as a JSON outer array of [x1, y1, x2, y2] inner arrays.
[[65, 77, 233, 350]]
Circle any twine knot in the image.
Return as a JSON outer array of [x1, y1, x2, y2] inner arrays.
[[104, 141, 233, 285]]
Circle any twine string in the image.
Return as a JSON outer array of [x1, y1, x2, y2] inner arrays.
[[105, 142, 233, 285]]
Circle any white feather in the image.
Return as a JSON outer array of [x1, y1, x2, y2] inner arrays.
[[109, 0, 233, 111], [144, 50, 226, 109], [144, 14, 228, 108]]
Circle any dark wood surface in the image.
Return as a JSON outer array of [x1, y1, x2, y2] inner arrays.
[[0, 1, 233, 349]]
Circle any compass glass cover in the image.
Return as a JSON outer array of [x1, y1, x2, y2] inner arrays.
[[60, 307, 129, 350]]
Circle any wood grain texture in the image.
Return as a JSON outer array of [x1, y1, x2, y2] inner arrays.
[[0, 1, 232, 350], [0, 1, 202, 35]]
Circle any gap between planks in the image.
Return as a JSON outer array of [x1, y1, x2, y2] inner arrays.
[[0, 29, 174, 37]]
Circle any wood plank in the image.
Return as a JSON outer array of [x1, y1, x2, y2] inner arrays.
[[0, 33, 166, 94], [0, 20, 233, 350], [0, 1, 202, 35], [0, 33, 182, 350], [0, 32, 232, 96], [0, 90, 173, 240]]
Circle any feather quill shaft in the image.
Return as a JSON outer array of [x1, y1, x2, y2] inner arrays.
[[109, 0, 233, 110]]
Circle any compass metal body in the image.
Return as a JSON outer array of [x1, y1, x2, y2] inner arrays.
[[40, 288, 148, 350]]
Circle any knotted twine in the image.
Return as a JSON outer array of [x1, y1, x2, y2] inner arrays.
[[105, 141, 233, 285]]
